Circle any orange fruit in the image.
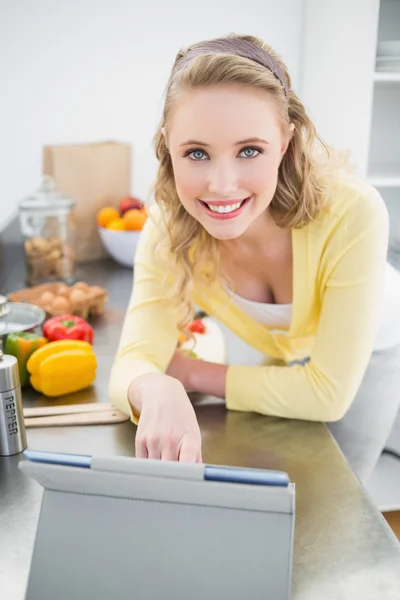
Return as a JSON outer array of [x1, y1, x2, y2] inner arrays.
[[122, 209, 147, 231], [107, 218, 125, 231], [97, 207, 120, 228]]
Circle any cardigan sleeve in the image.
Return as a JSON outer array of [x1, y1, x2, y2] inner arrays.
[[108, 209, 180, 420], [225, 188, 390, 422]]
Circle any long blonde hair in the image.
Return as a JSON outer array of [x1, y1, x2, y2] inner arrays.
[[152, 33, 350, 329]]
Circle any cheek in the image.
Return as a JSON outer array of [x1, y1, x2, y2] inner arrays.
[[242, 157, 280, 195], [171, 159, 205, 203]]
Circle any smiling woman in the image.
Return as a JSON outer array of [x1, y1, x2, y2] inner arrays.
[[166, 85, 289, 241], [109, 33, 400, 482]]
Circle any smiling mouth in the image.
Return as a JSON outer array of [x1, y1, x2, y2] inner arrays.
[[199, 197, 251, 215]]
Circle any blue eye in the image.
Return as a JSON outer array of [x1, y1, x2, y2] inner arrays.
[[183, 145, 263, 161], [186, 149, 208, 161], [239, 146, 261, 159]]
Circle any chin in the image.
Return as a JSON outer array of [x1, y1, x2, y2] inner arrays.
[[202, 221, 249, 241]]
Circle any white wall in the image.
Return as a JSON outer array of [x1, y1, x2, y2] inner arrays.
[[301, 0, 380, 176], [0, 0, 304, 230]]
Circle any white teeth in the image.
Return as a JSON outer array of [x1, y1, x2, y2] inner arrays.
[[207, 201, 242, 214]]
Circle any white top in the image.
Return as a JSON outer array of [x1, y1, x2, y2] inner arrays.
[[231, 261, 400, 351], [232, 294, 292, 334]]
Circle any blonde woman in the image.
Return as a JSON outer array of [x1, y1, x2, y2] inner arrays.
[[109, 34, 400, 482]]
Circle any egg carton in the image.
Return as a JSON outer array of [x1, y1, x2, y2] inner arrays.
[[8, 281, 108, 320]]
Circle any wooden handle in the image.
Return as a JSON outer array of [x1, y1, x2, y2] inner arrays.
[[24, 409, 130, 428], [23, 403, 115, 418]]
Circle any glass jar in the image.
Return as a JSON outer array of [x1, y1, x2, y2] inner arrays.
[[19, 176, 77, 286]]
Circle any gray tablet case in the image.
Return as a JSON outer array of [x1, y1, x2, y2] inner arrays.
[[20, 452, 295, 600]]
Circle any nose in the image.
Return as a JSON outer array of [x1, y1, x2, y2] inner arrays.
[[207, 159, 239, 196]]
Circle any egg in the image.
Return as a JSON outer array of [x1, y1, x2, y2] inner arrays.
[[73, 281, 90, 292], [70, 288, 87, 308], [51, 295, 71, 314], [56, 283, 70, 297], [40, 291, 55, 305], [87, 285, 103, 299]]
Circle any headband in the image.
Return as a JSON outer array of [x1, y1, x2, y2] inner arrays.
[[171, 37, 289, 98]]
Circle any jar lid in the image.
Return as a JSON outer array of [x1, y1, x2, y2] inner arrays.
[[0, 300, 45, 336], [19, 176, 75, 211], [0, 350, 20, 392]]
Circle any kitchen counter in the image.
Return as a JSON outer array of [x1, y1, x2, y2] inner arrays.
[[1, 222, 400, 600]]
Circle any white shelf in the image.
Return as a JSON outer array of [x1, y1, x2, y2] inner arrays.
[[374, 71, 400, 83], [369, 177, 400, 187], [367, 163, 400, 187], [366, 453, 400, 512]]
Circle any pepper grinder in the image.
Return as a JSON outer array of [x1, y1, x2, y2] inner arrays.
[[0, 350, 27, 456]]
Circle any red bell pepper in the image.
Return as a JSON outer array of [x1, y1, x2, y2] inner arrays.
[[185, 319, 206, 334], [43, 314, 94, 344]]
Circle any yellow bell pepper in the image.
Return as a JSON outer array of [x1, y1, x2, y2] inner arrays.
[[26, 340, 97, 397]]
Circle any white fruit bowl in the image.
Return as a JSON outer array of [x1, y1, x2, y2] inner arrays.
[[98, 227, 141, 268]]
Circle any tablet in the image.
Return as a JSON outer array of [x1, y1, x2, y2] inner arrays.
[[20, 450, 295, 600]]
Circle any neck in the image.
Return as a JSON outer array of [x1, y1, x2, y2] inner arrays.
[[221, 208, 287, 254]]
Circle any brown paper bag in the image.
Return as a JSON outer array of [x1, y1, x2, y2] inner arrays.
[[43, 141, 132, 262]]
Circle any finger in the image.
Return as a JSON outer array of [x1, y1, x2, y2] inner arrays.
[[146, 435, 162, 460], [135, 435, 148, 459], [178, 438, 200, 463], [161, 435, 180, 461]]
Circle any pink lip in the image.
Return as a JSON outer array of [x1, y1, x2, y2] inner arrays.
[[199, 196, 252, 220]]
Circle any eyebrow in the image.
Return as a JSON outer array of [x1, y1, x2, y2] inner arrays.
[[179, 137, 270, 147]]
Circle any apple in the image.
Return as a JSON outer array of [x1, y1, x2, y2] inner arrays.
[[119, 196, 144, 215]]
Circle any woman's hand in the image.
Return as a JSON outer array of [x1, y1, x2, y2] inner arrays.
[[128, 373, 202, 462], [167, 349, 228, 398], [166, 349, 197, 391]]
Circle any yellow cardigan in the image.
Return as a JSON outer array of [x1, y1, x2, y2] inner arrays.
[[108, 177, 389, 423]]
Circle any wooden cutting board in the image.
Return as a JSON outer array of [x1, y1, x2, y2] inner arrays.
[[23, 402, 116, 418], [23, 403, 130, 427]]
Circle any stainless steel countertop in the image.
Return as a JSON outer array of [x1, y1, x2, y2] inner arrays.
[[1, 232, 400, 600]]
